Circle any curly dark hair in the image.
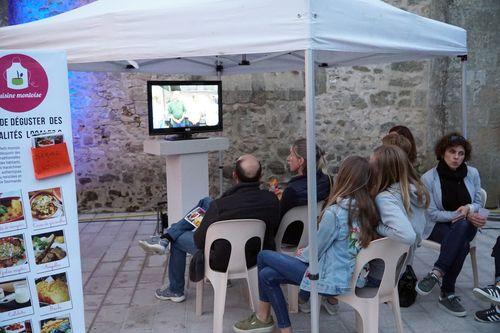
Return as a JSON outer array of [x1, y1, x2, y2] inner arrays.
[[434, 132, 472, 161]]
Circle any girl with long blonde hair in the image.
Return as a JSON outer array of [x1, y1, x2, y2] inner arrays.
[[234, 156, 378, 333]]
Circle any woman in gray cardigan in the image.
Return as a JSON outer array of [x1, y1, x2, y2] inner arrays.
[[367, 145, 429, 286], [416, 133, 486, 317]]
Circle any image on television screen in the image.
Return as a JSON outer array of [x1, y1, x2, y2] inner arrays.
[[150, 83, 220, 130]]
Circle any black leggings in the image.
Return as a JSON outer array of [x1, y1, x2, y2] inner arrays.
[[492, 236, 500, 281]]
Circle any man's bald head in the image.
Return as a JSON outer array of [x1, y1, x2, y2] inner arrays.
[[234, 154, 262, 183]]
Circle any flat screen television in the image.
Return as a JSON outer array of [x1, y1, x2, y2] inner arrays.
[[147, 80, 222, 138]]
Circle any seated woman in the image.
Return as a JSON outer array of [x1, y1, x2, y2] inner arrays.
[[416, 133, 486, 317], [368, 145, 429, 287], [233, 156, 379, 333], [279, 138, 331, 245]]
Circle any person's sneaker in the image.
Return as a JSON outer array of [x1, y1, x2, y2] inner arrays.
[[298, 299, 311, 313], [233, 313, 274, 333], [155, 287, 185, 302], [438, 294, 467, 317], [138, 235, 169, 255], [474, 305, 500, 323], [473, 285, 500, 305], [416, 272, 440, 296], [322, 298, 339, 316]]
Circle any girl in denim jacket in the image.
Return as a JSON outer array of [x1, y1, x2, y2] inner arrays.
[[233, 156, 379, 333]]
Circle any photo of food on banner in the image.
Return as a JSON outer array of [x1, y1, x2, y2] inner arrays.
[[0, 278, 32, 313], [0, 320, 32, 333], [0, 234, 28, 269], [267, 177, 284, 200], [35, 272, 70, 308], [31, 134, 64, 148], [39, 316, 71, 333], [0, 190, 24, 225], [32, 230, 67, 266], [28, 187, 65, 227]]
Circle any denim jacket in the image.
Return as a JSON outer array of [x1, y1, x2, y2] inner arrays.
[[296, 198, 361, 296], [421, 164, 482, 239]]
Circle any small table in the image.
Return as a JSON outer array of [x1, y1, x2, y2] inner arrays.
[[143, 137, 229, 224]]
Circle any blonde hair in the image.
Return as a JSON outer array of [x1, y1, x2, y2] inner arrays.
[[370, 145, 429, 215], [382, 133, 412, 158], [291, 138, 327, 174]]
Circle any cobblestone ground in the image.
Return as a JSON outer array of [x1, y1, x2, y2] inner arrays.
[[79, 213, 500, 333]]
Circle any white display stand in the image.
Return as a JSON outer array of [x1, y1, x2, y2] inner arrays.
[[143, 137, 229, 223]]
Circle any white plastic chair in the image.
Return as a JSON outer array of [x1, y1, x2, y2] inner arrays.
[[337, 238, 410, 333], [274, 201, 323, 313], [195, 219, 266, 333], [420, 188, 487, 288]]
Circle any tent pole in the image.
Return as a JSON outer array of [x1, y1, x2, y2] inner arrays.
[[460, 55, 467, 138], [305, 48, 319, 333], [217, 66, 224, 196]]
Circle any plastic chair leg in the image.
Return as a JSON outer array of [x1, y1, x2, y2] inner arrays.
[[195, 280, 203, 316], [288, 284, 299, 313], [470, 246, 479, 288], [212, 277, 228, 333], [247, 270, 260, 312], [390, 289, 404, 333], [355, 302, 379, 333]]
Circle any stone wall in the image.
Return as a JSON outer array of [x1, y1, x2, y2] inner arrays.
[[3, 0, 499, 211]]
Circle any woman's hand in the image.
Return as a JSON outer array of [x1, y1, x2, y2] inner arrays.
[[456, 205, 470, 217], [295, 247, 304, 257], [451, 205, 470, 223], [467, 213, 487, 228]]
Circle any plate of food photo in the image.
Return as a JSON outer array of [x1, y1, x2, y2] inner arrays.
[[36, 274, 70, 307], [0, 195, 24, 225], [29, 191, 63, 221], [40, 317, 70, 333], [32, 232, 67, 265], [0, 321, 29, 333], [0, 236, 27, 269]]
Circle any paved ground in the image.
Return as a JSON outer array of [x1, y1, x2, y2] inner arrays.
[[79, 212, 500, 333]]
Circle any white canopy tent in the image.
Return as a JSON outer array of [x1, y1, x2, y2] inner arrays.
[[0, 0, 467, 331]]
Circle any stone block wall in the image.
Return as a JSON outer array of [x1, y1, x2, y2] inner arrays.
[[3, 0, 498, 210]]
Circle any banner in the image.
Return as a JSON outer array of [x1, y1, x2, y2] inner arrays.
[[0, 51, 84, 333]]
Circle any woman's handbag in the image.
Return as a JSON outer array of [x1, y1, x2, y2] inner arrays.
[[398, 265, 418, 307], [189, 250, 205, 282]]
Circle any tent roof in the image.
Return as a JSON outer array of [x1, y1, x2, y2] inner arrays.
[[0, 0, 467, 75]]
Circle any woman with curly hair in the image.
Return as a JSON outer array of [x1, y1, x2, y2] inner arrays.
[[416, 132, 486, 317]]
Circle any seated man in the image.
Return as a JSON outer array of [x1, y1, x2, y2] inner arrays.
[[473, 236, 500, 323], [140, 154, 280, 302]]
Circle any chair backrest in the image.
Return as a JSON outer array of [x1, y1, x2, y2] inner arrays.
[[275, 201, 324, 250], [350, 238, 409, 299], [204, 219, 266, 275], [479, 188, 487, 208]]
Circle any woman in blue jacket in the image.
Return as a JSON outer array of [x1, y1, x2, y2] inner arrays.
[[233, 156, 379, 333], [416, 133, 486, 317]]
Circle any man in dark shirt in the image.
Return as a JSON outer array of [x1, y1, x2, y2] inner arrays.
[[151, 154, 280, 303]]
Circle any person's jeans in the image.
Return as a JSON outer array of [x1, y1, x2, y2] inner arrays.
[[168, 230, 198, 294], [166, 197, 213, 294], [257, 250, 307, 328], [164, 197, 213, 242], [428, 218, 477, 294]]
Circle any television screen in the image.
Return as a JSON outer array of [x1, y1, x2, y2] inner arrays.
[[147, 80, 222, 137]]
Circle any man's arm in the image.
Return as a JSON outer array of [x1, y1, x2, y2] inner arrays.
[[193, 201, 219, 250]]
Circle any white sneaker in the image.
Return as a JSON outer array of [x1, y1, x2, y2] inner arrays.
[[322, 298, 339, 315], [138, 235, 169, 255], [298, 299, 311, 313]]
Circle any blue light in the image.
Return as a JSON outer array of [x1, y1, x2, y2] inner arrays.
[[8, 0, 87, 25], [8, 0, 97, 132]]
